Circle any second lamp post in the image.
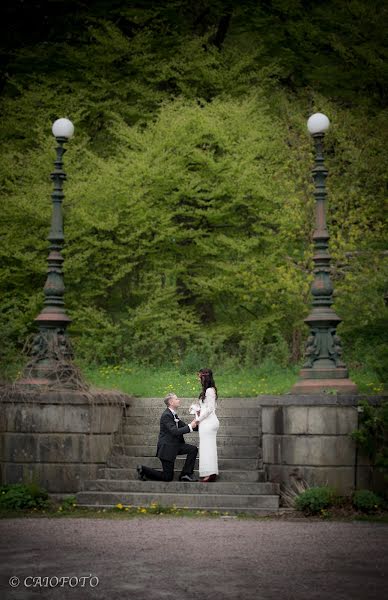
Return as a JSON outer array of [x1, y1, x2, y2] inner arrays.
[[292, 113, 357, 394]]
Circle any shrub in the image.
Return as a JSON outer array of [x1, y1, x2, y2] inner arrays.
[[58, 495, 78, 512], [295, 486, 337, 515], [0, 483, 50, 511], [352, 489, 383, 513], [179, 347, 211, 374], [351, 399, 388, 482]]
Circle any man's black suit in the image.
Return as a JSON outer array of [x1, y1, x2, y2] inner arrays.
[[141, 408, 198, 481]]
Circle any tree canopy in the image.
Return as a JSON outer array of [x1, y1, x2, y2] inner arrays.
[[0, 0, 387, 374]]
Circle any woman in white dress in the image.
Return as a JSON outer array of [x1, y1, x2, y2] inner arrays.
[[195, 368, 220, 482]]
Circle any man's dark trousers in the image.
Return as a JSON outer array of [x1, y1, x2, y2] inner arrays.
[[142, 444, 198, 481]]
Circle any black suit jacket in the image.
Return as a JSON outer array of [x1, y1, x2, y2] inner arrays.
[[156, 408, 196, 462]]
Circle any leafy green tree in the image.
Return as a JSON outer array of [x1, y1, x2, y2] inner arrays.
[[0, 0, 386, 373]]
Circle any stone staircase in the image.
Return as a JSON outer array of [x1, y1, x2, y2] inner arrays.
[[76, 397, 280, 514]]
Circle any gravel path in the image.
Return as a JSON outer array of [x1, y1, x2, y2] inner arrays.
[[1, 517, 387, 600]]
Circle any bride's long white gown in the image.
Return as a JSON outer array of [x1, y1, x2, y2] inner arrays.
[[197, 387, 219, 477]]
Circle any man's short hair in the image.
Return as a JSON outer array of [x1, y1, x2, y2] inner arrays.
[[164, 392, 177, 407]]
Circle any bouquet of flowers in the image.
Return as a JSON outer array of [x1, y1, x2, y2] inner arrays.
[[189, 403, 201, 415]]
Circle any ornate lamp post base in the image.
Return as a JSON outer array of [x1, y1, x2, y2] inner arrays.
[[291, 375, 358, 394], [18, 327, 87, 389]]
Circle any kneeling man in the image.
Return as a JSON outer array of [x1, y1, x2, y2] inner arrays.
[[137, 392, 199, 482]]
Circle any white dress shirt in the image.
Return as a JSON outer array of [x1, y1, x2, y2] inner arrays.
[[169, 407, 194, 432]]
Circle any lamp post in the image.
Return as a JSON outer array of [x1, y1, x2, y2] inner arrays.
[[19, 118, 85, 388], [292, 113, 357, 394]]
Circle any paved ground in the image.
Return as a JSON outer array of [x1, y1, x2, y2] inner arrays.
[[0, 517, 387, 600]]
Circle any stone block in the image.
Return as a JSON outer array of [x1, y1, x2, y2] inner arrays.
[[90, 405, 123, 433], [5, 403, 92, 433], [81, 435, 114, 463], [62, 405, 91, 432], [2, 462, 100, 492], [3, 433, 39, 462], [40, 463, 100, 493], [263, 434, 355, 466], [38, 434, 81, 463], [3, 462, 25, 484], [262, 406, 358, 435]]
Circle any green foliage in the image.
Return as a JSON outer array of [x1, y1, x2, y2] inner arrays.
[[367, 346, 388, 385], [0, 483, 50, 511], [295, 486, 338, 515], [352, 489, 384, 513], [57, 495, 78, 512], [351, 399, 388, 478], [0, 1, 386, 375]]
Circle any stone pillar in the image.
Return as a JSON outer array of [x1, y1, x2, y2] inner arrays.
[[0, 386, 132, 493], [260, 395, 373, 494]]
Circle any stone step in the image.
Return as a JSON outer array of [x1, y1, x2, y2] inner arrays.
[[122, 412, 260, 431], [124, 407, 261, 417], [106, 456, 262, 470], [111, 445, 260, 458], [76, 491, 279, 510], [114, 434, 260, 446], [81, 479, 279, 495], [97, 467, 266, 482], [120, 423, 260, 434]]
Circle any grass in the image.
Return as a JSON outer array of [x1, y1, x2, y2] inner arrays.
[[80, 361, 384, 398], [0, 504, 242, 520], [3, 357, 384, 397], [1, 504, 387, 522], [2, 487, 387, 522], [81, 362, 299, 397]]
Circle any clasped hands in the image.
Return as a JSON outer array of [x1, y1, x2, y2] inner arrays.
[[190, 411, 200, 429]]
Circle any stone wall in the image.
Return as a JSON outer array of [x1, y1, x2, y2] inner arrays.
[[258, 395, 379, 494], [1, 389, 383, 496], [0, 386, 132, 493]]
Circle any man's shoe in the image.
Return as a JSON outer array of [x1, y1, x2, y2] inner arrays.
[[180, 474, 198, 482], [136, 465, 147, 481]]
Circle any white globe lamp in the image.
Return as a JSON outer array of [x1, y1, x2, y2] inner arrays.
[[52, 118, 74, 139], [307, 113, 330, 135]]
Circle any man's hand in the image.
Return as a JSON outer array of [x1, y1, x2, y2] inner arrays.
[[190, 419, 198, 429]]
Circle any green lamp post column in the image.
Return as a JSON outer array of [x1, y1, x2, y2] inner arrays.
[[19, 118, 85, 388], [292, 113, 357, 394]]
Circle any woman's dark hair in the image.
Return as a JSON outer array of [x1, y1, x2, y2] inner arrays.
[[198, 368, 218, 402]]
